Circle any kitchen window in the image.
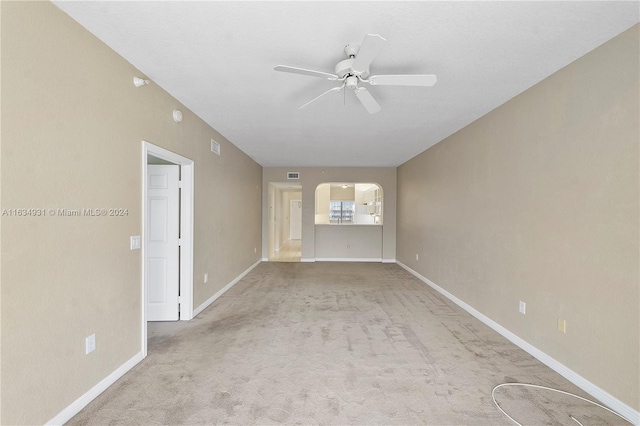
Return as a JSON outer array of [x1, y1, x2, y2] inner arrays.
[[329, 201, 355, 224]]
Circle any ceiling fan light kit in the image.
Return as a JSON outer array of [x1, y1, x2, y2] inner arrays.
[[275, 34, 437, 114]]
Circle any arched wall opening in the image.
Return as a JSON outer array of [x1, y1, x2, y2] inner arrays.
[[315, 183, 383, 225], [314, 182, 384, 262]]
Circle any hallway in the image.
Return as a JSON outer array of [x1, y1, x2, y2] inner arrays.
[[270, 239, 301, 262]]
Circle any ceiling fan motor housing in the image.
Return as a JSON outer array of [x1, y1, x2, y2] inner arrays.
[[335, 57, 369, 79]]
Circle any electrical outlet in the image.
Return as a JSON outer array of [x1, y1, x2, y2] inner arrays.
[[558, 318, 567, 333], [86, 334, 96, 354], [519, 301, 526, 315], [416, 254, 419, 260], [204, 273, 208, 283], [254, 247, 257, 253]]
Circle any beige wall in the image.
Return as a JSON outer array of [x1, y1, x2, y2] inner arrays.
[[315, 183, 330, 224], [315, 225, 383, 260], [263, 168, 396, 261], [397, 25, 639, 410], [267, 184, 276, 257], [0, 2, 261, 424], [330, 185, 355, 201]]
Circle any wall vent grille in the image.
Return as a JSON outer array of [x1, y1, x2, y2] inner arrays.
[[287, 171, 300, 180], [211, 139, 220, 156]]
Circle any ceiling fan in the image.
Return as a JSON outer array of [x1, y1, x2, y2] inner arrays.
[[274, 34, 437, 114]]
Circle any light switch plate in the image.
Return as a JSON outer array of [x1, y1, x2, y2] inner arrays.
[[130, 235, 141, 250], [86, 334, 96, 354], [558, 318, 567, 333]]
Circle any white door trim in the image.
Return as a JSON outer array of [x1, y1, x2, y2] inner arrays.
[[290, 199, 302, 240], [141, 141, 194, 357]]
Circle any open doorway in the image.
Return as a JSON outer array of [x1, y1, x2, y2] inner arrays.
[[142, 141, 194, 356], [268, 182, 302, 262]]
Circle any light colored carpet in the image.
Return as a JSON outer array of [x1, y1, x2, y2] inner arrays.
[[69, 262, 629, 425]]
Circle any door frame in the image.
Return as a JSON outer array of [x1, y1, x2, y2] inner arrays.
[[289, 199, 302, 240], [267, 183, 303, 259], [141, 141, 194, 356], [268, 184, 276, 257]]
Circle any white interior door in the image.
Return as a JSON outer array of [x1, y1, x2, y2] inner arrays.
[[146, 165, 180, 321], [290, 200, 302, 240]]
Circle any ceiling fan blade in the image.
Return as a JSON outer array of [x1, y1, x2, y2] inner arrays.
[[354, 87, 381, 114], [368, 74, 438, 87], [274, 65, 339, 81], [351, 34, 386, 75], [299, 84, 344, 109]]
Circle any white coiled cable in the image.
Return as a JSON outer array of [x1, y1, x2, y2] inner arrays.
[[491, 383, 630, 426]]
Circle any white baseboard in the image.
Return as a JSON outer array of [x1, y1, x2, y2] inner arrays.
[[46, 351, 145, 425], [396, 261, 639, 425], [315, 258, 382, 262], [300, 258, 316, 262], [382, 258, 396, 263], [261, 257, 269, 262], [46, 259, 263, 425], [193, 259, 261, 317]]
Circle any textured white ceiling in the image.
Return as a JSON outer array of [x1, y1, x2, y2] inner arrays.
[[54, 1, 638, 167]]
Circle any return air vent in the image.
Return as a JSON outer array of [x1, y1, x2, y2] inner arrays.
[[287, 171, 300, 180], [211, 139, 220, 156]]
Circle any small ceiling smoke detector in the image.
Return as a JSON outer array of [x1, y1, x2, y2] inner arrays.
[[173, 109, 183, 123]]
